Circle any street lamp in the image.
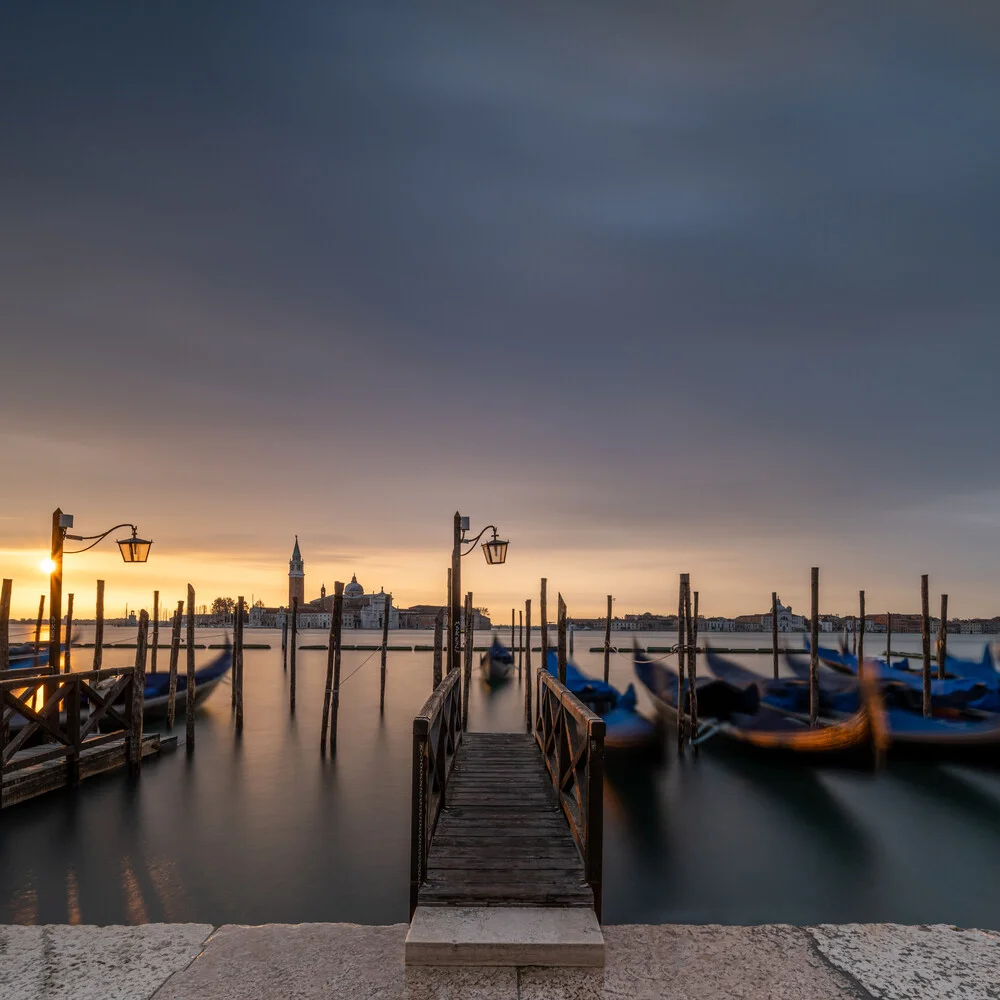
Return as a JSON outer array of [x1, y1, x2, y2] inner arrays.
[[449, 512, 508, 674], [48, 508, 152, 672]]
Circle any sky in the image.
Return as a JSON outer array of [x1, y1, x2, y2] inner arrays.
[[2, 3, 999, 620]]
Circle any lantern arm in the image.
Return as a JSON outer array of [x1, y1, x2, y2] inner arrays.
[[63, 523, 139, 555], [460, 524, 499, 558]]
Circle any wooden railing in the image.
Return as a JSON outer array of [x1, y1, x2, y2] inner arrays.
[[409, 667, 463, 916], [535, 669, 605, 920], [1, 667, 142, 794]]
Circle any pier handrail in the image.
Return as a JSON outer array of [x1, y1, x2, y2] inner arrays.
[[1, 667, 140, 793], [409, 667, 463, 916], [535, 669, 605, 921]]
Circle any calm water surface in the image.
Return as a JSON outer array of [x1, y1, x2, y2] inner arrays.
[[3, 627, 1000, 927]]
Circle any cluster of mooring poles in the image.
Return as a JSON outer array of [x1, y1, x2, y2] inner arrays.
[[0, 572, 243, 812]]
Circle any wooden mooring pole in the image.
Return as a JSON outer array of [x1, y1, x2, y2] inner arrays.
[[518, 609, 523, 677], [463, 593, 473, 724], [186, 584, 196, 751], [0, 579, 11, 671], [329, 581, 344, 753], [858, 591, 866, 678], [938, 594, 948, 681], [540, 578, 548, 673], [379, 592, 390, 714], [290, 596, 298, 714], [150, 590, 159, 674], [677, 574, 687, 755], [33, 595, 44, 669], [809, 567, 819, 727], [94, 580, 105, 671], [235, 596, 245, 731], [771, 592, 779, 679], [511, 609, 516, 660], [604, 595, 612, 683], [321, 581, 343, 750], [886, 612, 893, 665], [524, 599, 532, 733], [281, 613, 288, 671], [689, 588, 699, 743], [557, 594, 567, 685], [64, 593, 74, 673], [433, 607, 444, 690], [167, 600, 182, 730], [129, 610, 149, 776], [921, 574, 931, 717]]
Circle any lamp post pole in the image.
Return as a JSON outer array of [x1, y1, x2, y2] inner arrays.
[[451, 511, 462, 675], [49, 508, 65, 674]]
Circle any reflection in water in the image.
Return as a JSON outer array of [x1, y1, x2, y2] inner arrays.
[[3, 629, 1000, 927]]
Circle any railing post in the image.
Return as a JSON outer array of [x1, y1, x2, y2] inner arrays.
[[410, 719, 429, 919], [66, 676, 81, 786], [586, 717, 605, 922]]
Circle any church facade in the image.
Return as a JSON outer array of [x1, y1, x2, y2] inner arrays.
[[247, 539, 398, 629]]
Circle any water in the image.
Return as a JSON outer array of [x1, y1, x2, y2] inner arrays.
[[3, 628, 1000, 927]]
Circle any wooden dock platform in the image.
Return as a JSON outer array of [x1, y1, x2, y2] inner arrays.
[[406, 668, 605, 965], [2, 733, 171, 808], [419, 732, 592, 908]]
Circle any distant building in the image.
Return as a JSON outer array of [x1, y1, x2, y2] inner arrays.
[[398, 606, 492, 630], [759, 597, 808, 633], [247, 541, 399, 629], [288, 536, 305, 608]]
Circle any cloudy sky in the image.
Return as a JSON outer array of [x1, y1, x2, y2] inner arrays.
[[2, 2, 999, 619]]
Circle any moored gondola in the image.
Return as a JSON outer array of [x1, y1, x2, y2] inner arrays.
[[544, 650, 662, 756], [633, 645, 879, 765], [479, 636, 514, 686]]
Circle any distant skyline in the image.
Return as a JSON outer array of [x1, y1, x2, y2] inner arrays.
[[3, 4, 1000, 619]]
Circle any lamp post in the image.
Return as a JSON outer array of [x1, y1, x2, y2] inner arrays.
[[449, 512, 509, 674], [48, 508, 152, 672]]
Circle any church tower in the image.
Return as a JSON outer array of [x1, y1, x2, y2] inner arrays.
[[288, 536, 305, 607]]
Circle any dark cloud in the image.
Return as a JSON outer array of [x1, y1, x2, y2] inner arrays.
[[2, 2, 1000, 610]]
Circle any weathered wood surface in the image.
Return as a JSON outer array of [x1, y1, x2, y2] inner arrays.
[[418, 732, 592, 908], [2, 733, 164, 808]]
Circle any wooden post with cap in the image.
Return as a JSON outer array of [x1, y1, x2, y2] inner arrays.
[[771, 592, 779, 679], [524, 599, 533, 732], [186, 584, 196, 750], [93, 580, 105, 670], [938, 594, 948, 681], [64, 593, 74, 673], [557, 594, 567, 686], [809, 568, 819, 726], [604, 595, 612, 683], [167, 600, 182, 729], [921, 574, 931, 717], [380, 592, 390, 713]]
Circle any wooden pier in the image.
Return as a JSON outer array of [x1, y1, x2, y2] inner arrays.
[[406, 667, 605, 965], [1, 666, 172, 809]]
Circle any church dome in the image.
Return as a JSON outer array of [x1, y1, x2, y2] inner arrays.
[[344, 574, 364, 598]]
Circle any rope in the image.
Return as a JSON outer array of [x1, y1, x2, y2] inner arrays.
[[339, 646, 382, 686], [607, 643, 680, 664]]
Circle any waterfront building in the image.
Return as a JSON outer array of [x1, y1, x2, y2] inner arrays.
[[288, 536, 305, 608], [247, 542, 399, 629], [759, 597, 808, 632], [398, 605, 492, 630]]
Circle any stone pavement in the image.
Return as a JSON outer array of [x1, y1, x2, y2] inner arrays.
[[1, 922, 998, 999]]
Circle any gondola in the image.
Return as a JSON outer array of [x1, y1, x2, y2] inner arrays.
[[795, 643, 999, 712], [633, 645, 878, 764], [789, 651, 1000, 763], [479, 636, 514, 686], [7, 643, 64, 670], [544, 650, 662, 755], [96, 643, 233, 722], [705, 646, 860, 717]]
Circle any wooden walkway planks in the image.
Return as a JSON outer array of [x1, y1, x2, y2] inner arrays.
[[419, 732, 593, 908]]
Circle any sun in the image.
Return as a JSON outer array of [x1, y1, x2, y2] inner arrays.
[[39, 557, 56, 575]]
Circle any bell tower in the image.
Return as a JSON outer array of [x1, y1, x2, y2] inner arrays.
[[288, 536, 305, 607]]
